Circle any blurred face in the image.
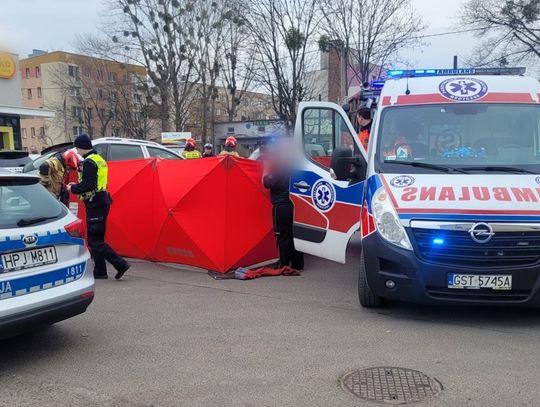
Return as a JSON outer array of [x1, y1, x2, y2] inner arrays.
[[205, 147, 212, 153], [357, 115, 370, 127]]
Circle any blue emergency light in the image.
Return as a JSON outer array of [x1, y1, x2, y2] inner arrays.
[[432, 238, 445, 246], [386, 67, 526, 78]]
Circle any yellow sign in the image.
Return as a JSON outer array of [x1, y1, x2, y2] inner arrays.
[[0, 53, 16, 79]]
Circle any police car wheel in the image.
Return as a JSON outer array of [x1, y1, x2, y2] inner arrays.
[[358, 254, 384, 308]]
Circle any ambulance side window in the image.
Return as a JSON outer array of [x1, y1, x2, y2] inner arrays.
[[302, 108, 358, 170]]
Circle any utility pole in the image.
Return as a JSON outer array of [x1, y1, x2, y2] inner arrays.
[[453, 56, 458, 69]]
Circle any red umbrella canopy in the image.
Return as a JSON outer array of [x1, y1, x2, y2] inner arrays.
[[223, 157, 277, 270], [106, 159, 156, 259], [151, 157, 228, 270]]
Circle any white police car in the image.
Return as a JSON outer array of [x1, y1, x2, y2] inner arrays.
[[0, 169, 94, 339]]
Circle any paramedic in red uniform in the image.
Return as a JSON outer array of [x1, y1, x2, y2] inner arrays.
[[356, 107, 372, 151]]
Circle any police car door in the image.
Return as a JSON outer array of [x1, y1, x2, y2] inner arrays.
[[290, 102, 367, 263]]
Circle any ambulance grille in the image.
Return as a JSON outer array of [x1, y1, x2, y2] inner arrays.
[[411, 228, 540, 268]]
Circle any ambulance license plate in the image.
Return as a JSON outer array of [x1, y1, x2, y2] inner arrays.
[[448, 274, 512, 290], [1, 247, 58, 273]]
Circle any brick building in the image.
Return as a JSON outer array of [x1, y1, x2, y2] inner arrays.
[[20, 50, 147, 153]]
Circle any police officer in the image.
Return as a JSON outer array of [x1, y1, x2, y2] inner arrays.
[[39, 149, 80, 205], [202, 143, 214, 158], [262, 144, 304, 271], [182, 138, 202, 159], [67, 134, 130, 280]]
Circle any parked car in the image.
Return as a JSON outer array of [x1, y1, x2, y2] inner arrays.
[[0, 150, 32, 173], [24, 137, 183, 174], [0, 169, 94, 340]]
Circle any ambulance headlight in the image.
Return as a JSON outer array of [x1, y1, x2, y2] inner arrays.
[[371, 188, 412, 250]]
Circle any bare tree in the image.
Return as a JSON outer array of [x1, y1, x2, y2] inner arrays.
[[319, 0, 425, 93], [108, 0, 201, 133], [246, 0, 321, 127], [218, 2, 257, 122], [462, 0, 540, 66]]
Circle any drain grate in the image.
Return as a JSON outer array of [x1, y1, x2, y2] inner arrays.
[[341, 367, 442, 405]]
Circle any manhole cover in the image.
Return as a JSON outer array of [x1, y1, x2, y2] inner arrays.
[[341, 367, 442, 405]]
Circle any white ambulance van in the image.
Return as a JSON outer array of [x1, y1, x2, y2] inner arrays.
[[290, 68, 540, 307]]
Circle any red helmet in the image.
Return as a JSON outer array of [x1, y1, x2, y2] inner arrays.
[[63, 149, 80, 169], [225, 136, 237, 148], [186, 138, 196, 148]]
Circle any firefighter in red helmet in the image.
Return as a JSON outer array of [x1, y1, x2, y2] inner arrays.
[[182, 138, 202, 159], [39, 148, 81, 205], [219, 136, 240, 157]]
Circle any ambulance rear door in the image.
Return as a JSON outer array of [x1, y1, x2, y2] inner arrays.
[[290, 102, 367, 263]]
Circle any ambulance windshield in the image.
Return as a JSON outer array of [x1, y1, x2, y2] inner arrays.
[[376, 104, 540, 173]]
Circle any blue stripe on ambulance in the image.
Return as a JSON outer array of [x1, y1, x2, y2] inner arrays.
[[291, 170, 363, 205], [0, 262, 87, 300]]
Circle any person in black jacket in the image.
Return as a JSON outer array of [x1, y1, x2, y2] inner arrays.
[[262, 145, 304, 271], [67, 134, 130, 280]]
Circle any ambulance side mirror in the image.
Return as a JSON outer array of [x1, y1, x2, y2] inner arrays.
[[330, 147, 366, 183]]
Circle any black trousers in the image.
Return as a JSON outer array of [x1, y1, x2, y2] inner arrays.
[[86, 205, 128, 276], [273, 202, 304, 270]]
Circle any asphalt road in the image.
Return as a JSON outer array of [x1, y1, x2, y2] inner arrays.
[[1, 237, 540, 407]]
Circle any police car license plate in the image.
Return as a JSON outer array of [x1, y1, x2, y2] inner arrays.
[[448, 274, 512, 290], [1, 247, 58, 272]]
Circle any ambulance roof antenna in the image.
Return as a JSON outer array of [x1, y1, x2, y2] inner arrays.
[[405, 63, 411, 95]]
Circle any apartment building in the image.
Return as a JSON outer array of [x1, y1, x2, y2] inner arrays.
[[0, 50, 54, 151], [20, 50, 147, 152]]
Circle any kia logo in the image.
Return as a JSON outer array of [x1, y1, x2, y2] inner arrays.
[[468, 223, 495, 244], [23, 235, 38, 245]]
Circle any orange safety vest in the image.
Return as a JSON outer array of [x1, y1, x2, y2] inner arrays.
[[359, 128, 370, 150]]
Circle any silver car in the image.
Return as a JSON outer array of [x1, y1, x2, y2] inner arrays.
[[0, 170, 94, 340]]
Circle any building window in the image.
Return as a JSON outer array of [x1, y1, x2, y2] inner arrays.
[[27, 89, 32, 99], [97, 89, 103, 100], [87, 108, 93, 119], [40, 127, 45, 138], [22, 128, 27, 139], [68, 65, 80, 79], [37, 87, 42, 98], [97, 70, 103, 81], [134, 94, 142, 104], [108, 72, 117, 82], [25, 68, 30, 79], [72, 106, 82, 117], [227, 127, 235, 133], [70, 87, 80, 97], [31, 128, 36, 138], [216, 109, 221, 116], [258, 126, 265, 132], [35, 66, 41, 78], [73, 126, 82, 136]]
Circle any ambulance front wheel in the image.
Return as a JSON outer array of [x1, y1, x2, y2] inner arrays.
[[358, 254, 384, 308]]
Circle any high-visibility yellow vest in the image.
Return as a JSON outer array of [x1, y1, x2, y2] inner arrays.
[[182, 150, 202, 159], [79, 153, 108, 201]]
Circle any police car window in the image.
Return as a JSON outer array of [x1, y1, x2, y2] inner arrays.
[[0, 179, 66, 229], [147, 147, 181, 159], [109, 144, 144, 161], [302, 108, 358, 169], [377, 104, 540, 171]]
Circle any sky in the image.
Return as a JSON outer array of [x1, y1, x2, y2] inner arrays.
[[0, 0, 478, 69]]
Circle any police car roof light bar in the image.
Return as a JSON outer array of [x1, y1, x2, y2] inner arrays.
[[386, 67, 526, 78]]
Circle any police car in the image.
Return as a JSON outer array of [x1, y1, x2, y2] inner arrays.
[[290, 67, 540, 307], [0, 170, 94, 339]]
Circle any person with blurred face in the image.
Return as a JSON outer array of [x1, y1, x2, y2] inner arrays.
[[219, 136, 240, 157], [202, 143, 214, 158], [182, 138, 202, 159], [262, 139, 304, 271]]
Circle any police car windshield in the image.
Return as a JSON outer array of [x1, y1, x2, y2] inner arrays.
[[0, 178, 66, 229], [376, 104, 540, 174]]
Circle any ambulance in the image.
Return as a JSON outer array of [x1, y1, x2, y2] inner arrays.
[[290, 67, 540, 307]]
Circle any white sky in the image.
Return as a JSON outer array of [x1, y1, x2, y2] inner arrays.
[[0, 0, 477, 68]]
